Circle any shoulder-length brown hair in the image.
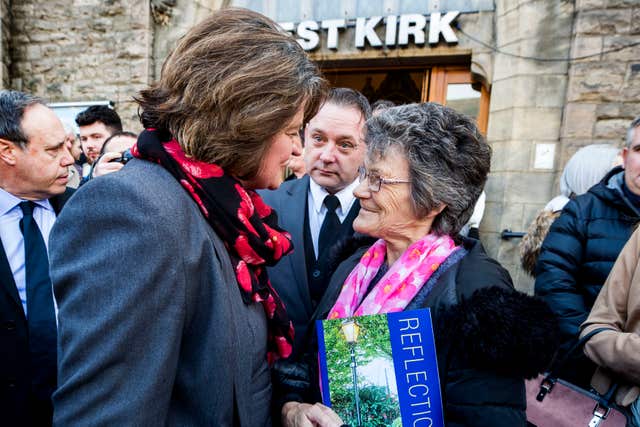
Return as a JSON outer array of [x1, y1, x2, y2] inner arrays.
[[136, 8, 327, 179]]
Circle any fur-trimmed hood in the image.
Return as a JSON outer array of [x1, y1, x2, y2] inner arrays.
[[438, 286, 559, 380], [519, 209, 561, 277]]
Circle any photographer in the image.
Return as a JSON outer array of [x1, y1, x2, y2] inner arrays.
[[90, 131, 137, 178]]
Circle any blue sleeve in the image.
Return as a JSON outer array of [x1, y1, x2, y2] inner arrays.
[[534, 200, 588, 349]]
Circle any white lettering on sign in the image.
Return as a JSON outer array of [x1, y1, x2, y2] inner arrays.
[[321, 19, 346, 50], [399, 14, 427, 45], [279, 11, 460, 51], [355, 16, 383, 48], [428, 11, 460, 44], [398, 317, 435, 427], [385, 15, 397, 45], [297, 20, 320, 50]]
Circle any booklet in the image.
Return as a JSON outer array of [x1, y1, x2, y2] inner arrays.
[[316, 308, 444, 427]]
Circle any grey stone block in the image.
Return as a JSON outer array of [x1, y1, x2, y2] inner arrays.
[[487, 108, 515, 141], [594, 118, 632, 138], [496, 10, 521, 46], [606, 0, 639, 9], [512, 107, 563, 140], [514, 267, 535, 294], [571, 35, 603, 61], [576, 0, 606, 10], [481, 200, 504, 233], [535, 75, 569, 108], [498, 201, 525, 231], [504, 172, 556, 204], [602, 36, 640, 61], [497, 239, 522, 269], [561, 103, 597, 138], [486, 169, 508, 198], [480, 232, 501, 260]]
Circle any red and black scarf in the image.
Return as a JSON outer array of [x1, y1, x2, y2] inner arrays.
[[132, 129, 294, 364]]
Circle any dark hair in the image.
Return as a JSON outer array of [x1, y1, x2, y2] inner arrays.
[[325, 87, 372, 122], [135, 7, 327, 179], [0, 90, 45, 149], [627, 116, 640, 148], [371, 99, 395, 113], [366, 103, 491, 236], [75, 105, 123, 134], [100, 131, 138, 154]]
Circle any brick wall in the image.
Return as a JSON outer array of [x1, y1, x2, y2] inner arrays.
[[0, 0, 10, 88], [483, 0, 575, 292], [10, 0, 152, 131], [560, 0, 640, 163]]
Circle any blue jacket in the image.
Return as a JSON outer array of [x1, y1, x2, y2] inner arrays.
[[535, 166, 640, 383]]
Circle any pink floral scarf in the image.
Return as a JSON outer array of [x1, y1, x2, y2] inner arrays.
[[328, 233, 459, 318]]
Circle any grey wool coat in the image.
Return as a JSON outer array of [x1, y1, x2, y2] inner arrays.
[[49, 159, 271, 426]]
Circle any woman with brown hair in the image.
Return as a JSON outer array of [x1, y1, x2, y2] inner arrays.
[[49, 8, 326, 426]]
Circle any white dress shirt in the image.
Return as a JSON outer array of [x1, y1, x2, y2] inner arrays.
[[0, 187, 57, 316], [307, 178, 360, 258]]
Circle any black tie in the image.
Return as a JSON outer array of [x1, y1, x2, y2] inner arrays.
[[19, 201, 57, 399], [318, 195, 341, 258]]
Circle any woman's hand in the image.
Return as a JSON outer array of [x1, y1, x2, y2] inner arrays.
[[281, 401, 344, 427]]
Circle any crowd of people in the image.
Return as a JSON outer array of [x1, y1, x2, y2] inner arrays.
[[1, 6, 640, 427]]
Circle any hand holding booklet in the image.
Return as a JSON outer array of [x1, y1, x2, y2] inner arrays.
[[316, 308, 444, 427]]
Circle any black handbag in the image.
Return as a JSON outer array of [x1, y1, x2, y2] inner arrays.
[[526, 328, 631, 427]]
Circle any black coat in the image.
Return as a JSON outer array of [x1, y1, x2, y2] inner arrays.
[[534, 166, 640, 385], [274, 236, 558, 427], [260, 176, 360, 359], [0, 187, 74, 427]]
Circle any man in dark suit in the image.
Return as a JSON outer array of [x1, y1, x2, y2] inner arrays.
[[0, 90, 74, 426], [261, 88, 371, 356]]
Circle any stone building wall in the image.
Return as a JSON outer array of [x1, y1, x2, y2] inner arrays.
[[484, 0, 640, 293], [153, 0, 229, 79], [10, 0, 153, 131], [560, 0, 640, 164], [0, 0, 10, 88], [482, 0, 575, 293], [4, 0, 638, 292]]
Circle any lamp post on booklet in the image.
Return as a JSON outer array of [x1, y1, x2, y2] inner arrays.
[[341, 318, 362, 427]]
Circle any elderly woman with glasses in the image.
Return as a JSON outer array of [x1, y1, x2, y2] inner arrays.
[[279, 102, 559, 427]]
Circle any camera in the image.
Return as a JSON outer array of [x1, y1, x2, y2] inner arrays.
[[109, 149, 134, 165]]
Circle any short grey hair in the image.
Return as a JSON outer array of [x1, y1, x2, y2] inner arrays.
[[626, 116, 640, 148], [365, 102, 491, 237], [0, 90, 45, 149]]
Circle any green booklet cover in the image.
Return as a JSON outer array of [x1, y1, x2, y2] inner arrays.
[[316, 308, 444, 427]]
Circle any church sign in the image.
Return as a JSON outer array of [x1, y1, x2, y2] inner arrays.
[[279, 11, 460, 51]]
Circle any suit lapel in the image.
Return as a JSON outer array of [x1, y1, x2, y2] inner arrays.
[[281, 176, 313, 312], [0, 235, 23, 313]]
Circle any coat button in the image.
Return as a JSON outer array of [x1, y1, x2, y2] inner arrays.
[[312, 270, 321, 278], [3, 320, 16, 331]]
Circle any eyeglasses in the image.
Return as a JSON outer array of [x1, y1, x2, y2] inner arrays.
[[358, 166, 411, 192]]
